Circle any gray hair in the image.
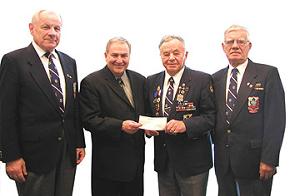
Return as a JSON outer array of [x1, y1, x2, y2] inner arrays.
[[31, 10, 62, 25], [106, 37, 131, 53], [159, 35, 185, 49], [224, 25, 250, 41]]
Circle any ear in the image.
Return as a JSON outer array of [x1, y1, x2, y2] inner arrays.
[[29, 23, 34, 34], [248, 42, 252, 49], [184, 51, 188, 59], [222, 43, 226, 52]]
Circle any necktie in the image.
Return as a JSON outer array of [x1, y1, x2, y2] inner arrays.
[[117, 78, 134, 107], [226, 68, 238, 124], [164, 77, 174, 116], [45, 52, 64, 113]]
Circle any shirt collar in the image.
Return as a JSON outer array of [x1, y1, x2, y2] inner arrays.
[[228, 59, 248, 76], [164, 66, 185, 85], [115, 71, 129, 81], [32, 41, 58, 59]]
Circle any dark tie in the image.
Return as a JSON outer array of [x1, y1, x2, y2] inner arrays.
[[116, 78, 134, 107], [164, 77, 174, 116], [45, 52, 64, 113], [226, 68, 238, 124]]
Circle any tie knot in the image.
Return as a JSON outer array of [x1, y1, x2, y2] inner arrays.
[[169, 77, 174, 85], [116, 78, 124, 86], [44, 52, 53, 59], [232, 68, 238, 76]]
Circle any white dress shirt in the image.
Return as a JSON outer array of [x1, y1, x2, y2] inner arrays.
[[162, 66, 185, 114], [225, 59, 248, 101], [32, 41, 66, 106]]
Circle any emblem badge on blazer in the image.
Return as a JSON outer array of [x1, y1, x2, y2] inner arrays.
[[183, 113, 193, 119], [248, 96, 259, 113]]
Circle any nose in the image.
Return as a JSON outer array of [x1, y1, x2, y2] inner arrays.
[[231, 40, 240, 48], [48, 27, 58, 36], [169, 53, 175, 61], [116, 56, 123, 63]]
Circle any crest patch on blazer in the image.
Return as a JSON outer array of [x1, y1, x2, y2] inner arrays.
[[248, 96, 260, 113]]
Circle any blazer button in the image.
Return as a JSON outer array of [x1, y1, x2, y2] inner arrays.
[[58, 137, 62, 141], [225, 144, 229, 148]]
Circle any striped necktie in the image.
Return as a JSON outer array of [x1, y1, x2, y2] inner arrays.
[[226, 68, 238, 124], [164, 77, 174, 116], [45, 52, 64, 113]]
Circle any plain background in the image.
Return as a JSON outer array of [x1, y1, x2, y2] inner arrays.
[[0, 0, 299, 195]]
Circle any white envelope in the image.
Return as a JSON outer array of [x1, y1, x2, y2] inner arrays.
[[139, 115, 167, 131]]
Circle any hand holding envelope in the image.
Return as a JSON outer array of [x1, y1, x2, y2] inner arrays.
[[139, 115, 167, 136], [139, 115, 186, 136]]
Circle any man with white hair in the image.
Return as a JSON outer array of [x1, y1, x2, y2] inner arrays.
[[0, 10, 85, 196], [212, 25, 286, 196]]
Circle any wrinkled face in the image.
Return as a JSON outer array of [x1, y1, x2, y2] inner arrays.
[[29, 11, 62, 52], [160, 39, 187, 76], [105, 41, 130, 77], [222, 30, 252, 67]]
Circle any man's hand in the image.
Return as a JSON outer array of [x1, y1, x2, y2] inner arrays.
[[122, 120, 142, 134], [165, 120, 186, 135], [259, 162, 276, 180], [6, 158, 27, 183], [76, 148, 86, 164]]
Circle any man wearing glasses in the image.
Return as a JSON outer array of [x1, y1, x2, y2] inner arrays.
[[212, 25, 286, 196]]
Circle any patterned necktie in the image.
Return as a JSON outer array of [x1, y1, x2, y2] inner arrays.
[[116, 78, 134, 107], [226, 68, 238, 124], [164, 77, 174, 116], [45, 52, 64, 113]]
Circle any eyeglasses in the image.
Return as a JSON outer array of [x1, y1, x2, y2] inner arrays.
[[224, 39, 249, 46]]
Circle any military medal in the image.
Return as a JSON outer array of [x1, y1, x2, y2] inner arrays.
[[73, 82, 77, 98], [153, 85, 161, 116]]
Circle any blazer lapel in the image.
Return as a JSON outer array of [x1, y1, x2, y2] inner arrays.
[[103, 67, 132, 108], [230, 60, 258, 123], [150, 72, 165, 116], [215, 68, 228, 126], [57, 51, 74, 116], [27, 45, 62, 114]]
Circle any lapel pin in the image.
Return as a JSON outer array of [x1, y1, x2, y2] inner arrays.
[[67, 74, 72, 79]]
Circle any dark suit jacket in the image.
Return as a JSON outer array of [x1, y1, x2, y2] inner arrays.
[[212, 59, 286, 179], [0, 44, 85, 173], [146, 67, 215, 177], [80, 66, 145, 182]]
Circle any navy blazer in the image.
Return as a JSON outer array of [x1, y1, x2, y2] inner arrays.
[[80, 66, 145, 182], [0, 44, 85, 173], [212, 59, 286, 179], [146, 67, 215, 177]]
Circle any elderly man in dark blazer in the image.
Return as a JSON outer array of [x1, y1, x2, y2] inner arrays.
[[80, 37, 145, 196], [212, 25, 286, 196], [145, 35, 215, 196], [0, 10, 85, 196]]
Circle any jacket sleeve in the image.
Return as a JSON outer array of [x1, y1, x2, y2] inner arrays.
[[0, 54, 22, 162], [261, 67, 286, 166]]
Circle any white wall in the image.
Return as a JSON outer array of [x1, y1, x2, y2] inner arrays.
[[1, 0, 299, 195]]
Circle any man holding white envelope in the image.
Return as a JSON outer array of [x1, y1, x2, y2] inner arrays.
[[144, 35, 215, 196]]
